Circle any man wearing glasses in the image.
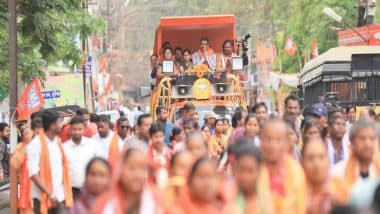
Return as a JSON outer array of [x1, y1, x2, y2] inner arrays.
[[117, 117, 131, 145], [192, 37, 217, 70]]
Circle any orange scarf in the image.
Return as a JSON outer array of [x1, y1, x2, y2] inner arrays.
[[177, 186, 225, 214], [108, 134, 120, 167], [39, 132, 73, 214], [11, 143, 32, 210], [93, 186, 175, 214], [197, 48, 215, 59], [259, 156, 306, 214], [345, 153, 380, 189]]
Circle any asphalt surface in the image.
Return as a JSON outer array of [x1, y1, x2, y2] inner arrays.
[[0, 180, 10, 214]]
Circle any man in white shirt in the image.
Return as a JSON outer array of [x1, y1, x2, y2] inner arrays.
[[366, 0, 377, 25], [27, 109, 72, 213], [116, 117, 130, 146], [125, 114, 153, 150], [192, 37, 217, 70], [92, 115, 114, 159], [332, 119, 379, 192], [63, 116, 98, 200], [119, 99, 137, 126], [326, 114, 349, 167]]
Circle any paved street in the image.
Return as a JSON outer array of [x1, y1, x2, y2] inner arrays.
[[0, 190, 9, 214]]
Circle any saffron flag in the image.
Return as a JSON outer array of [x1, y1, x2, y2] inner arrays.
[[284, 36, 297, 57], [311, 39, 319, 58], [16, 77, 45, 120], [98, 54, 108, 72]]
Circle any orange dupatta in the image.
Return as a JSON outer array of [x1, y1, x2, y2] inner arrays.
[[177, 186, 229, 214], [38, 132, 73, 214], [93, 146, 174, 214], [108, 134, 120, 167]]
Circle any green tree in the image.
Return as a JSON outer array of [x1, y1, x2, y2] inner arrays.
[[273, 0, 358, 73], [0, 0, 105, 100]]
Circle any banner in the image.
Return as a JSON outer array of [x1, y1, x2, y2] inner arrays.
[[269, 72, 299, 89], [43, 74, 85, 108], [16, 77, 45, 120]]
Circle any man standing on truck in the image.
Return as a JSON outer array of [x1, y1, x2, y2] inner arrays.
[[358, 0, 368, 27], [192, 37, 217, 70], [366, 0, 377, 25]]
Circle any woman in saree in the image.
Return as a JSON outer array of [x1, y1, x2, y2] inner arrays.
[[156, 47, 179, 84], [165, 151, 194, 206], [69, 157, 111, 214], [231, 141, 274, 214], [176, 157, 233, 214], [93, 147, 173, 214], [179, 49, 193, 73], [208, 119, 228, 159]]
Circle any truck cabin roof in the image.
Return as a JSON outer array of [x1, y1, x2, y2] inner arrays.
[[153, 15, 236, 57], [300, 46, 380, 86]]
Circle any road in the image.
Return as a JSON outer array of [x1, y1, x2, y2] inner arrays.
[[0, 181, 9, 214], [0, 189, 9, 214]]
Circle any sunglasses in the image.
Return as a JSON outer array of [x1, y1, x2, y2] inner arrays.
[[120, 125, 130, 129]]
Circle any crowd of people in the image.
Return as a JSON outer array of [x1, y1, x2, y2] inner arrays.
[[150, 37, 239, 88], [4, 94, 380, 214]]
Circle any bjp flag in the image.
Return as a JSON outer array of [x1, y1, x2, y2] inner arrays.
[[311, 39, 319, 58], [16, 77, 45, 120], [98, 54, 108, 72], [284, 36, 297, 57]]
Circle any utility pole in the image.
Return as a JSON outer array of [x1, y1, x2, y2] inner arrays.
[[8, 0, 18, 213], [82, 0, 88, 108]]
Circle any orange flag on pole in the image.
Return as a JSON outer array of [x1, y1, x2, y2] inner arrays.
[[311, 39, 319, 58], [98, 54, 108, 72], [16, 77, 45, 120], [284, 36, 297, 57]]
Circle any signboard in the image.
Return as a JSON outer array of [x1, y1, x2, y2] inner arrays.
[[43, 73, 84, 108], [42, 90, 61, 99], [86, 56, 92, 74], [232, 57, 243, 71], [162, 60, 174, 73], [86, 64, 92, 73]]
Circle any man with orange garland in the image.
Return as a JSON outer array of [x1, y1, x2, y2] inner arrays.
[[259, 118, 307, 214], [192, 37, 217, 70]]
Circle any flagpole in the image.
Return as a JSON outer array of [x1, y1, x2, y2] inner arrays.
[[295, 46, 303, 73]]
